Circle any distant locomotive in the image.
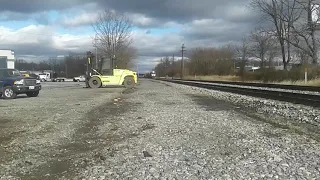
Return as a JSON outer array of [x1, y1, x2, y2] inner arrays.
[[145, 71, 156, 79], [151, 71, 156, 78]]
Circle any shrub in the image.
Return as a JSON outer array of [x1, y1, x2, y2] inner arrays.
[[241, 66, 320, 83]]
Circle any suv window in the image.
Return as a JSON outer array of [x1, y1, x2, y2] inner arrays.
[[0, 69, 22, 77]]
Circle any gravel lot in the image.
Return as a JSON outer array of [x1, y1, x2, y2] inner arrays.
[[1, 79, 320, 179], [0, 82, 124, 179]]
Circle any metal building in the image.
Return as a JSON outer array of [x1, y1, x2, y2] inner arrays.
[[0, 50, 15, 69]]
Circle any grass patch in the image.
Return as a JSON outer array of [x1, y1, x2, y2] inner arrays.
[[183, 75, 320, 86], [272, 79, 320, 86], [184, 75, 241, 82]]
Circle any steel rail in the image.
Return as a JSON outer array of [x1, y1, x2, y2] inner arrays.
[[170, 78, 320, 92], [161, 79, 320, 107]]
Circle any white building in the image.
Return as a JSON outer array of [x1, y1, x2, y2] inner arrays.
[[0, 50, 15, 69]]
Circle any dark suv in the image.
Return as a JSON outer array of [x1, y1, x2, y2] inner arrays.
[[0, 68, 42, 99]]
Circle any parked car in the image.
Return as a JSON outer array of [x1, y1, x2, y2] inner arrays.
[[0, 68, 41, 99], [73, 75, 86, 82]]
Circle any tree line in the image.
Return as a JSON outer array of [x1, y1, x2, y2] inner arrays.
[[16, 53, 88, 78]]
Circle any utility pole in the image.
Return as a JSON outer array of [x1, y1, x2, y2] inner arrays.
[[95, 46, 98, 69], [94, 35, 99, 69], [172, 55, 175, 79], [137, 62, 139, 77], [65, 63, 68, 78], [181, 43, 186, 79]]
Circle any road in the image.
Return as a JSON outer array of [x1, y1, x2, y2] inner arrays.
[[1, 79, 320, 179]]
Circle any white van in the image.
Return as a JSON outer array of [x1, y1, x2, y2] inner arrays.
[[39, 72, 51, 82]]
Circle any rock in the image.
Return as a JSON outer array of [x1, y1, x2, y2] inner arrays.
[[143, 151, 152, 158]]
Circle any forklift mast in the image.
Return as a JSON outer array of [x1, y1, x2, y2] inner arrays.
[[85, 51, 94, 88]]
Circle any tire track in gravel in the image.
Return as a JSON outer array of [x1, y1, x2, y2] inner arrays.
[[19, 88, 138, 180]]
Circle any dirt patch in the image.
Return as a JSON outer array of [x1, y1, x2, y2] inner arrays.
[[161, 101, 176, 106], [0, 82, 125, 179], [141, 123, 156, 131], [122, 88, 136, 94], [191, 93, 320, 142], [22, 97, 133, 179], [0, 118, 10, 128], [190, 94, 235, 112], [262, 130, 284, 138]]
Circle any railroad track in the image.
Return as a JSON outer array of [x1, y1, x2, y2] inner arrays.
[[160, 79, 320, 107]]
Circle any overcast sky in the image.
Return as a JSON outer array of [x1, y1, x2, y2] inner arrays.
[[0, 0, 260, 72]]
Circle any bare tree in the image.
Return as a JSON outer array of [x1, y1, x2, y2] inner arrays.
[[251, 0, 300, 70], [233, 37, 250, 76], [290, 44, 311, 64], [266, 42, 281, 67], [92, 9, 134, 70], [286, 0, 319, 64], [249, 28, 277, 68], [115, 47, 137, 69]]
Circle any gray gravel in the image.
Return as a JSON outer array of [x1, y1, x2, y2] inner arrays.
[[167, 80, 320, 128], [0, 82, 124, 179], [2, 79, 320, 179], [68, 79, 320, 179]]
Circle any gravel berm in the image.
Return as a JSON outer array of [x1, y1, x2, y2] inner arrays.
[[69, 79, 320, 179]]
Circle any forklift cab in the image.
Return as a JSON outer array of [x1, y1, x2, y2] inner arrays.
[[100, 56, 116, 76], [85, 51, 137, 88]]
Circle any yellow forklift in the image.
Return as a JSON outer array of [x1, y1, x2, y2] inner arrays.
[[85, 51, 137, 89]]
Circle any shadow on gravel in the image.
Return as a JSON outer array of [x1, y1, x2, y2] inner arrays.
[[190, 94, 235, 112], [0, 95, 31, 100], [150, 79, 173, 87], [191, 93, 320, 142]]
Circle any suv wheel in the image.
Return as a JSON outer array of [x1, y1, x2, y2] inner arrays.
[[26, 91, 39, 97], [3, 86, 17, 99]]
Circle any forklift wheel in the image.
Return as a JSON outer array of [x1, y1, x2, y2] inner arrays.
[[124, 77, 135, 88], [88, 77, 102, 88]]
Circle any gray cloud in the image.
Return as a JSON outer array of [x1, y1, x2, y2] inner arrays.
[[0, 0, 264, 71], [0, 0, 259, 25], [0, 0, 88, 13], [96, 0, 252, 23]]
